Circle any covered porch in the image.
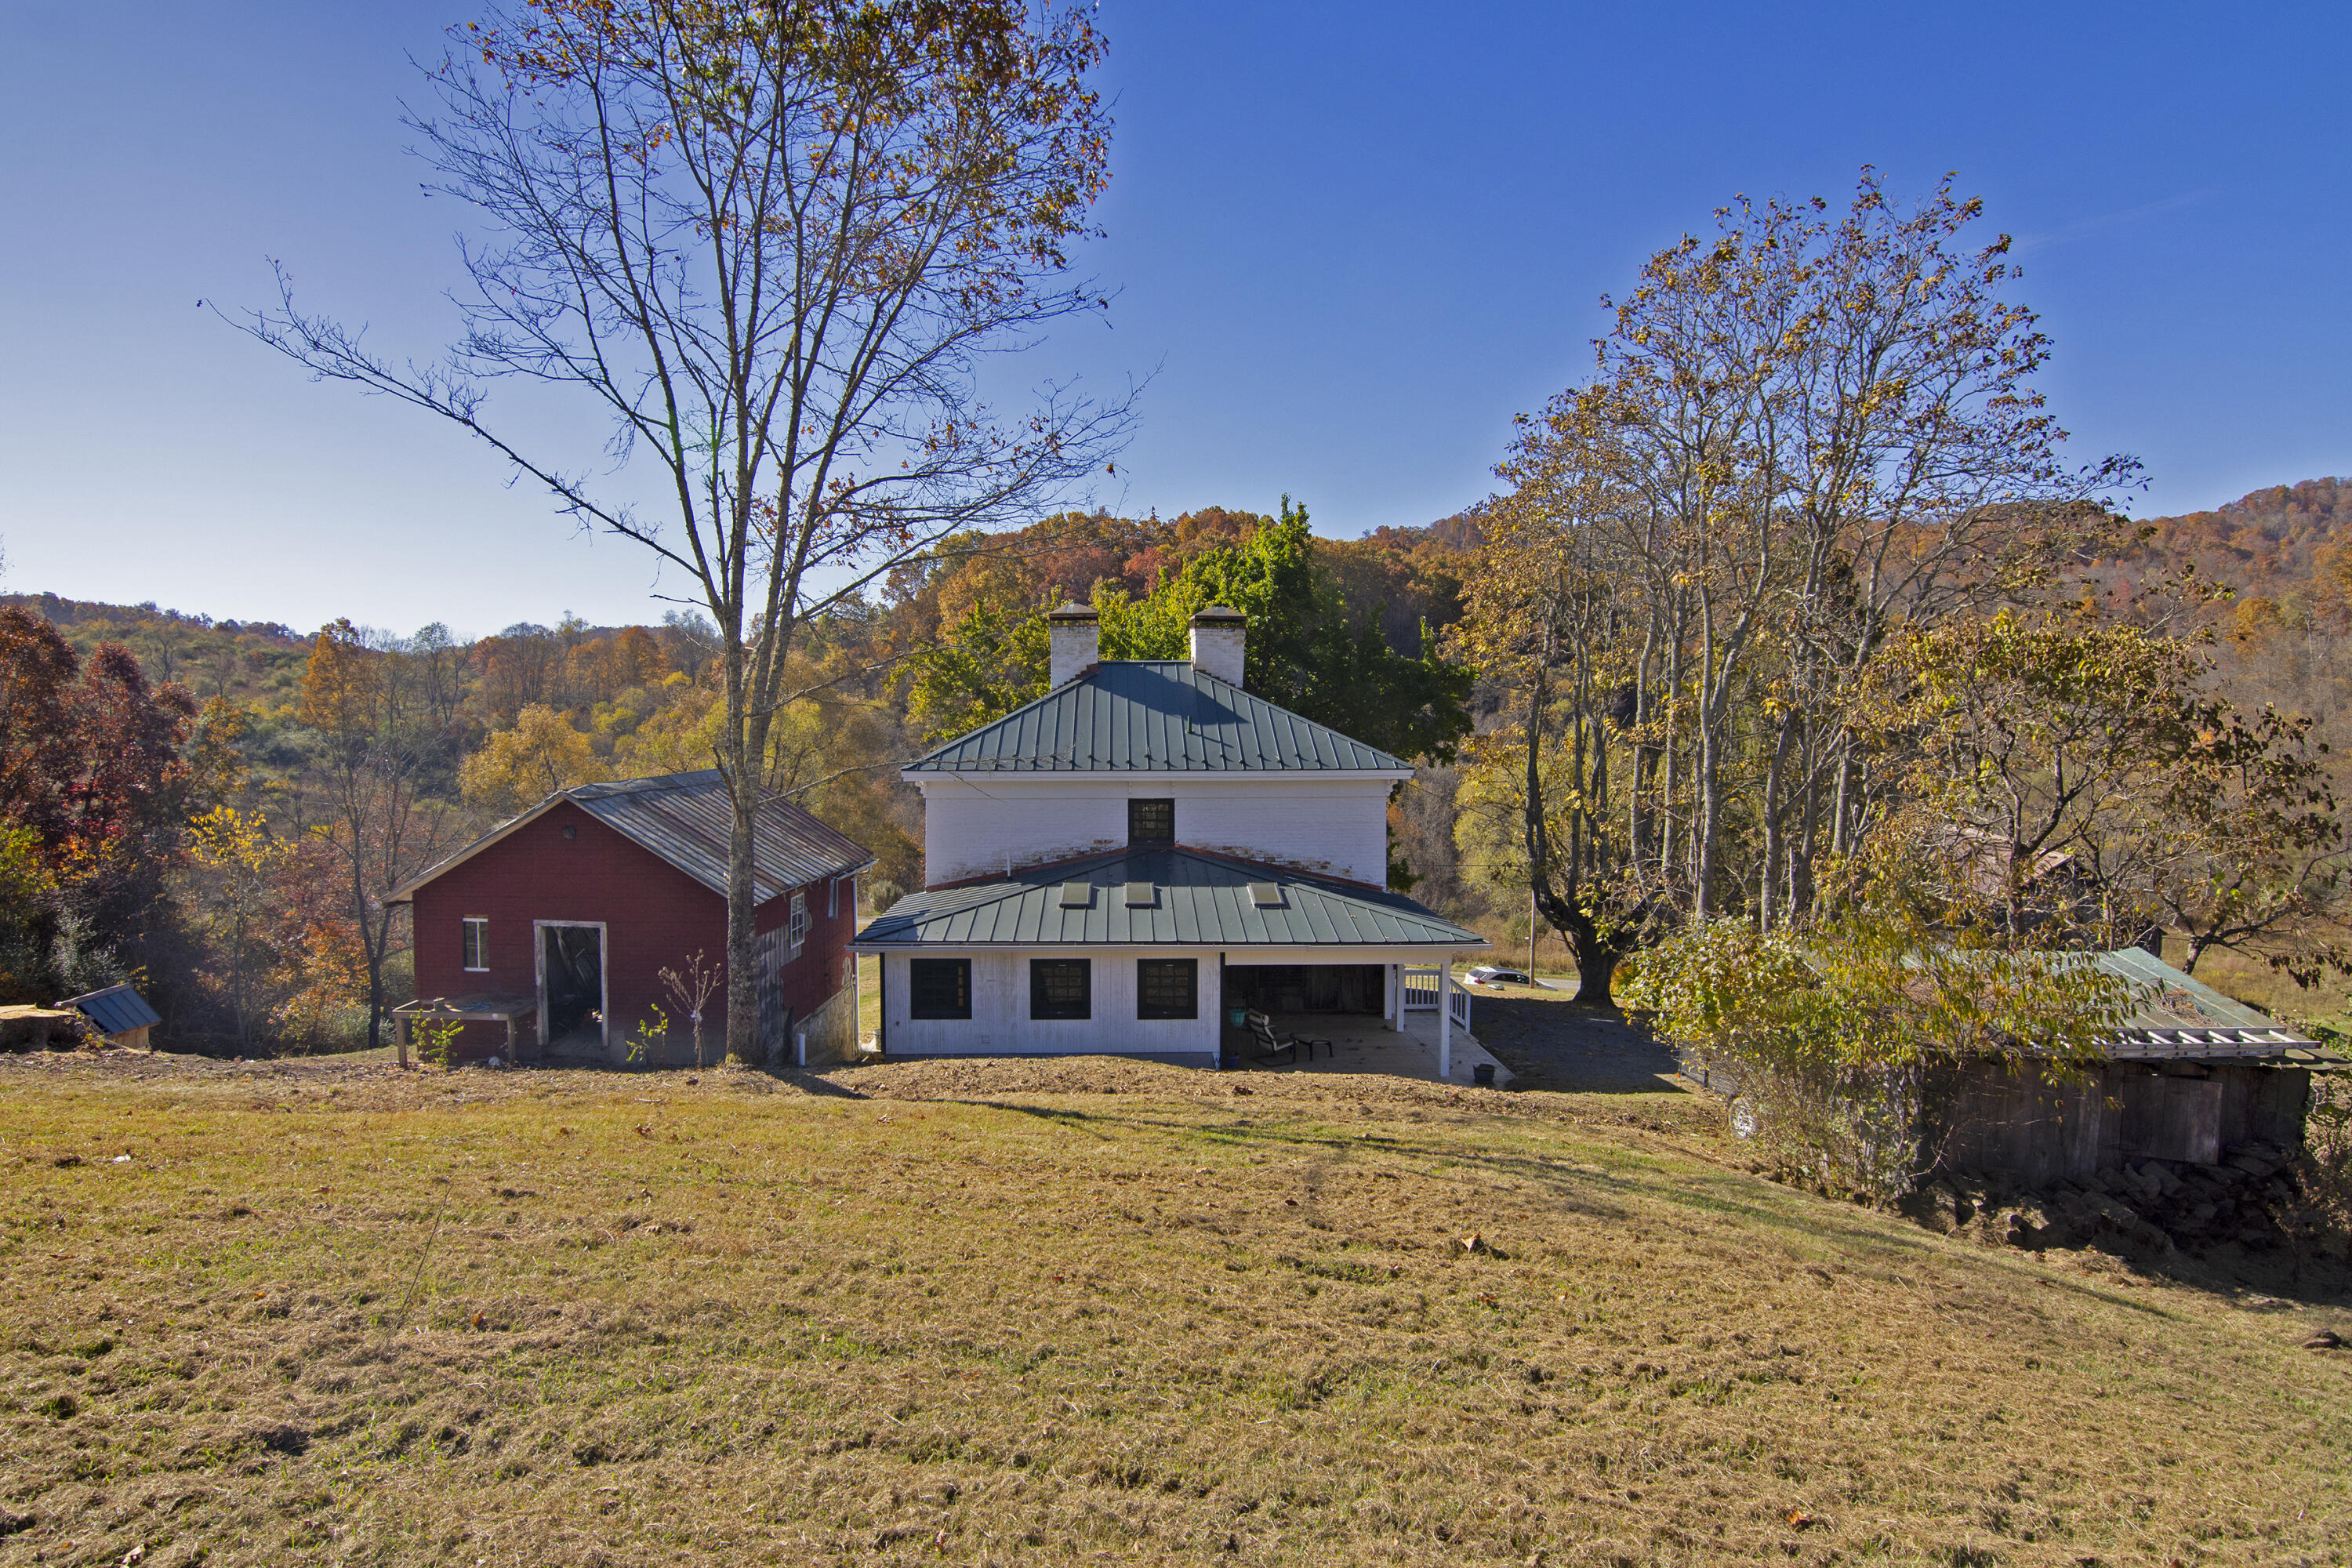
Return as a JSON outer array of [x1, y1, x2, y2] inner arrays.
[[1223, 962, 1507, 1087], [1231, 1003, 1513, 1087]]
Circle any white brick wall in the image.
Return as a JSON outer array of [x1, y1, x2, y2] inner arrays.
[[917, 775, 1393, 887], [882, 949, 1222, 1058]]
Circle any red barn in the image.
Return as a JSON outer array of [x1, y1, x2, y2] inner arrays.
[[390, 771, 873, 1068]]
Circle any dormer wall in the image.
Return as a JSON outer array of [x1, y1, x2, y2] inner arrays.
[[916, 774, 1393, 887]]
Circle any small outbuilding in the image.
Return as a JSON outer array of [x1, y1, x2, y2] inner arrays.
[[390, 771, 873, 1068], [56, 984, 162, 1051], [1918, 949, 2333, 1186], [1681, 948, 2338, 1189]]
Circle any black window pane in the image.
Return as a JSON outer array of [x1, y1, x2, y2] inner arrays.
[[909, 959, 971, 1019], [1127, 798, 1174, 845], [1031, 959, 1091, 1020], [1137, 959, 1196, 1020]]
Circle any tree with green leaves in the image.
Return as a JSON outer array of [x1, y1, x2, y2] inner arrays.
[[1459, 171, 2136, 993], [1858, 610, 2351, 982], [909, 502, 1474, 766]]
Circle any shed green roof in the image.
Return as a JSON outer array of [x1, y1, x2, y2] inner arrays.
[[851, 848, 1486, 949], [904, 662, 1410, 775]]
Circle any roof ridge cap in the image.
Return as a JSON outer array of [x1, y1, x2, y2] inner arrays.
[[905, 659, 1413, 774]]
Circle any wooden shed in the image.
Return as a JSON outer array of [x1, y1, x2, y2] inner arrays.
[[389, 771, 873, 1068], [1680, 949, 2336, 1189], [56, 984, 162, 1051], [1919, 949, 2328, 1187]]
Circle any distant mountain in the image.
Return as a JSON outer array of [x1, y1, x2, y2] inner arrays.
[[2, 590, 307, 647], [2114, 477, 2352, 607]]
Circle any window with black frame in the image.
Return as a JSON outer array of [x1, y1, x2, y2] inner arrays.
[[1127, 797, 1174, 846], [908, 958, 971, 1019], [1030, 958, 1091, 1020], [1136, 958, 1196, 1020]]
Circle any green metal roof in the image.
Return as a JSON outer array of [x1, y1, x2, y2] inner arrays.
[[904, 661, 1410, 775], [2089, 948, 2325, 1058], [852, 848, 1486, 949]]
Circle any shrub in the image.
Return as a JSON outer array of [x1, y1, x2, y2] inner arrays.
[[1624, 917, 2137, 1205]]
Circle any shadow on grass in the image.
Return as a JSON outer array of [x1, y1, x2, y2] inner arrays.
[[1470, 996, 1686, 1096], [927, 1091, 2217, 1319]]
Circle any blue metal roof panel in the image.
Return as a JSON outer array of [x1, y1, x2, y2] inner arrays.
[[59, 984, 162, 1034], [905, 662, 1410, 775]]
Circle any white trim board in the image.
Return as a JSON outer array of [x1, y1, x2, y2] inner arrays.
[[534, 920, 610, 1050]]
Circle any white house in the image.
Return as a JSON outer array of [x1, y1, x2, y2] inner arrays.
[[852, 604, 1488, 1066]]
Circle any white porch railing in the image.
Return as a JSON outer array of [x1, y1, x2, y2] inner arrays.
[[1400, 967, 1442, 1013], [1400, 965, 1472, 1081]]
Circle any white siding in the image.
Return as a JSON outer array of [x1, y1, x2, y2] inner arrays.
[[882, 949, 1222, 1059], [919, 776, 1392, 887]]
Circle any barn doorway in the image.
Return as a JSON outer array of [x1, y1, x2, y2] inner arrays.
[[538, 922, 608, 1051]]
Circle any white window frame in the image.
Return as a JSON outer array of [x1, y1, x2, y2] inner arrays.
[[461, 917, 489, 973], [787, 890, 810, 957]]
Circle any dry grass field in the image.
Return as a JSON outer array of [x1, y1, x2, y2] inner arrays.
[[5, 1051, 2350, 1568]]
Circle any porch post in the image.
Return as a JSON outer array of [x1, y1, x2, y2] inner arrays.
[[1438, 962, 1452, 1082]]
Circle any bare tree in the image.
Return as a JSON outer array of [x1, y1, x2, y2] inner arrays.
[[236, 1, 1127, 1059], [292, 622, 463, 1056]]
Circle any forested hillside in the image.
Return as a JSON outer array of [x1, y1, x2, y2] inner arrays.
[[8, 462, 2350, 1060], [10, 467, 2352, 1056], [2083, 476, 2352, 813], [0, 503, 1487, 1054]]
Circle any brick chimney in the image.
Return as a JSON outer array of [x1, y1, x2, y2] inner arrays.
[[1047, 602, 1099, 687], [1189, 605, 1247, 687]]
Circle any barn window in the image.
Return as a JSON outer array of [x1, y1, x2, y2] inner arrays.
[[788, 891, 809, 955], [461, 918, 488, 972], [909, 959, 971, 1019], [1127, 797, 1174, 846], [1031, 959, 1091, 1021], [1137, 959, 1196, 1020]]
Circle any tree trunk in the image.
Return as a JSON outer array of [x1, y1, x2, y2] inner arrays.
[[1565, 924, 1619, 1005], [721, 630, 760, 1064], [725, 788, 759, 1063], [1757, 708, 1796, 927]]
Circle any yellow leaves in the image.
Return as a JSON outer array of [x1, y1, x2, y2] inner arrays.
[[187, 806, 284, 877], [459, 705, 611, 815]]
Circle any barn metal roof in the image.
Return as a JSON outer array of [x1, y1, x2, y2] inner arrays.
[[903, 661, 1411, 775], [2092, 948, 2329, 1060], [390, 770, 874, 906], [851, 848, 1487, 950], [57, 983, 161, 1036]]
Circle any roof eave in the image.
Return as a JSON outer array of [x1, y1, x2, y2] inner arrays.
[[903, 766, 1416, 783], [385, 792, 571, 904]]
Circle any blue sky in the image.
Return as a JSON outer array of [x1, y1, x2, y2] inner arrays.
[[2, 1, 2345, 636]]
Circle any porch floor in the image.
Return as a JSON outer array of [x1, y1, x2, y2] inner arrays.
[[1238, 1010, 1513, 1088]]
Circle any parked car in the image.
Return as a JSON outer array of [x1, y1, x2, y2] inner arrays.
[[1465, 965, 1535, 987]]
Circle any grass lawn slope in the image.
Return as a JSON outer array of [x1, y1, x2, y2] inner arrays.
[[3, 1053, 2349, 1566]]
